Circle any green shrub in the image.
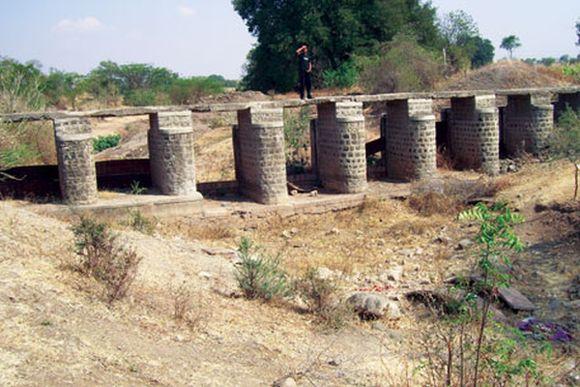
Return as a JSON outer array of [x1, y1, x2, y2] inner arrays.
[[322, 60, 359, 89], [234, 237, 290, 301], [168, 77, 224, 105], [93, 134, 121, 153], [71, 217, 142, 303], [359, 33, 443, 93], [123, 89, 157, 106]]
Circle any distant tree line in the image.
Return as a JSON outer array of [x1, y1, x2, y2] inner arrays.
[[0, 57, 238, 111], [232, 1, 495, 92]]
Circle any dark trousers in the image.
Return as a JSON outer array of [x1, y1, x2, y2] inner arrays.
[[299, 71, 312, 99]]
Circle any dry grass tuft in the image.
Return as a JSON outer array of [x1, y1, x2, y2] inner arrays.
[[408, 177, 512, 216], [71, 217, 142, 303]]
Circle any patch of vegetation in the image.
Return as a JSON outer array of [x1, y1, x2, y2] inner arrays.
[[407, 178, 510, 216], [93, 134, 121, 153], [235, 237, 291, 301], [71, 217, 142, 303], [283, 107, 311, 173], [359, 34, 444, 93], [129, 180, 147, 195], [550, 106, 580, 199], [127, 210, 156, 235], [294, 268, 353, 330], [411, 203, 551, 386]]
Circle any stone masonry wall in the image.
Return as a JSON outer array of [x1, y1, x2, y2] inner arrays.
[[148, 111, 200, 197], [449, 95, 499, 175], [385, 99, 436, 180], [235, 107, 288, 204], [503, 94, 554, 155], [53, 117, 98, 204], [316, 102, 367, 193]]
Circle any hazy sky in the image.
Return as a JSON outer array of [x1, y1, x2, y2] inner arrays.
[[0, 1, 578, 79]]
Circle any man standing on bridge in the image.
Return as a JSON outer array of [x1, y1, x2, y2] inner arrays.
[[296, 43, 313, 100]]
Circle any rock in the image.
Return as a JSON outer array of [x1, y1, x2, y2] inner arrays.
[[309, 190, 318, 197], [347, 292, 401, 320], [415, 247, 424, 255], [290, 190, 299, 196], [273, 377, 297, 387], [457, 239, 473, 250], [498, 287, 536, 311], [198, 271, 212, 280]]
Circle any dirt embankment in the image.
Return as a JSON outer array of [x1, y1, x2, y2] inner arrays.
[[440, 60, 577, 91]]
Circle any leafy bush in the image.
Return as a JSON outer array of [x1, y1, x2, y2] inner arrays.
[[234, 237, 290, 301], [168, 77, 224, 105], [93, 134, 121, 153], [359, 33, 444, 93], [322, 60, 359, 89], [71, 217, 142, 303]]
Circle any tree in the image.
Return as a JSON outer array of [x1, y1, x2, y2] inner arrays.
[[500, 35, 521, 59], [44, 70, 85, 109], [470, 36, 495, 68], [233, 0, 442, 92], [438, 10, 494, 71]]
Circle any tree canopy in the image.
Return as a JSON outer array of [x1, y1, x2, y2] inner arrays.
[[233, 0, 442, 92], [500, 35, 522, 59]]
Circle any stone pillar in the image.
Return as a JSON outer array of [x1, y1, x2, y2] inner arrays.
[[385, 99, 436, 180], [503, 94, 554, 155], [555, 92, 580, 119], [448, 95, 499, 175], [148, 111, 201, 198], [53, 117, 98, 205], [235, 106, 288, 204], [316, 101, 367, 193]]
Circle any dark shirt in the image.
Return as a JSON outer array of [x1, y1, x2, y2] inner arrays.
[[299, 53, 311, 74]]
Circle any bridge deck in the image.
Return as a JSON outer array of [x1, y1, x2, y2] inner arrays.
[[1, 86, 578, 122]]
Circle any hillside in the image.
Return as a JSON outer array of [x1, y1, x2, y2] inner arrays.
[[440, 61, 577, 91]]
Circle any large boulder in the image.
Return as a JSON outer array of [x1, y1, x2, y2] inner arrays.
[[347, 292, 401, 320]]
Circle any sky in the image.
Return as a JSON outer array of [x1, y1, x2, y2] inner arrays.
[[0, 0, 578, 79]]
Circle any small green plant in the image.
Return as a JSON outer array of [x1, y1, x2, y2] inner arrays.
[[127, 210, 156, 235], [130, 180, 147, 195], [71, 217, 142, 303], [234, 237, 290, 301], [93, 134, 121, 153]]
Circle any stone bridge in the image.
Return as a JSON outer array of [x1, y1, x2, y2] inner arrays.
[[1, 86, 579, 206]]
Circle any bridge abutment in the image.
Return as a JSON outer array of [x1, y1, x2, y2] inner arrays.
[[385, 99, 436, 180], [148, 111, 201, 197], [235, 107, 288, 204], [53, 118, 98, 204], [448, 95, 499, 175], [316, 101, 367, 193], [503, 94, 554, 156]]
